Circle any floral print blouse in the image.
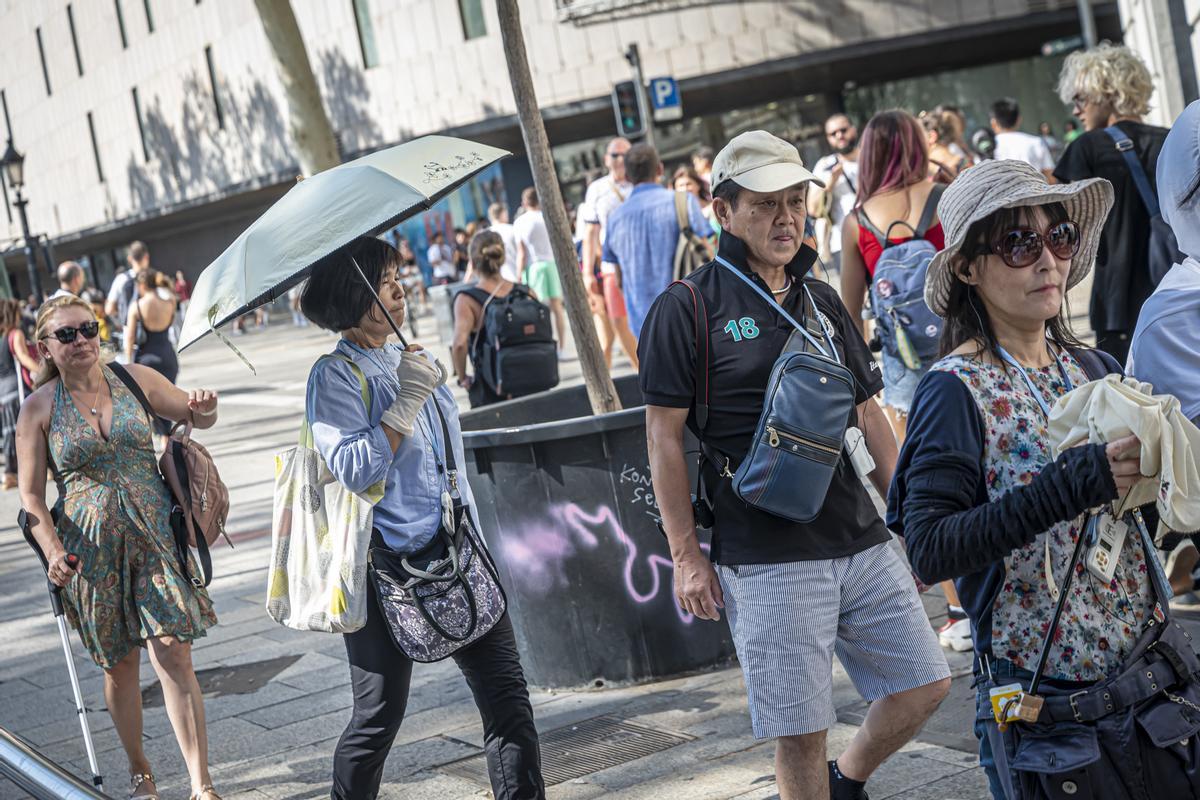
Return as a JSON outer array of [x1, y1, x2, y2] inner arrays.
[[934, 350, 1154, 682]]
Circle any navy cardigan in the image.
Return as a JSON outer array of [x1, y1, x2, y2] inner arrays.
[[886, 348, 1122, 663]]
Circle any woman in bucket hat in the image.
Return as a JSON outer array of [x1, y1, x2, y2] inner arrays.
[[886, 160, 1153, 799]]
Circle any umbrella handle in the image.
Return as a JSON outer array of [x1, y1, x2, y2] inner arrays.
[[350, 255, 410, 349]]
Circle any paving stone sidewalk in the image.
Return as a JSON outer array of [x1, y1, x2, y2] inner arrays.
[[0, 317, 990, 799]]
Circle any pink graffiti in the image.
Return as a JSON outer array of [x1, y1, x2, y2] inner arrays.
[[500, 502, 709, 625]]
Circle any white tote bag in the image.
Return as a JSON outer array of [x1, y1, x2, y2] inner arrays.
[[266, 356, 385, 633]]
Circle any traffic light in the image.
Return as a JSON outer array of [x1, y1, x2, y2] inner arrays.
[[611, 80, 646, 138]]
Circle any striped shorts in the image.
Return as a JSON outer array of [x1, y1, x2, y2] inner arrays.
[[717, 541, 950, 739]]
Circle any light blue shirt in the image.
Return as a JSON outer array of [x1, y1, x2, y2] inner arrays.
[[305, 339, 477, 553], [602, 184, 712, 337], [1129, 258, 1200, 425]]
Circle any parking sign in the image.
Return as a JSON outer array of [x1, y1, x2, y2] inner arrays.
[[648, 77, 682, 122]]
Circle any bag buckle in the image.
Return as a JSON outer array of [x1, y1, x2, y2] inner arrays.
[[1115, 138, 1135, 152], [1068, 689, 1088, 722]]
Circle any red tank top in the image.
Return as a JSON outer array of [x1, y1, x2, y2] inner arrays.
[[857, 221, 945, 277]]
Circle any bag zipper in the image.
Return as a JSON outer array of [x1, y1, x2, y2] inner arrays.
[[766, 426, 840, 455]]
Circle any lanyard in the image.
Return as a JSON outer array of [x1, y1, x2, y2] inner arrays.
[[715, 256, 838, 362], [995, 344, 1072, 419]]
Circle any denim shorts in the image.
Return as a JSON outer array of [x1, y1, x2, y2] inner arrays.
[[880, 350, 923, 414]]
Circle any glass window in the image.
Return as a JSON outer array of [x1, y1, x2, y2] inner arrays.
[[36, 27, 51, 96], [351, 0, 379, 69], [132, 87, 148, 161], [67, 5, 84, 75], [459, 0, 486, 40], [205, 46, 224, 129], [87, 112, 104, 183], [114, 0, 128, 48]]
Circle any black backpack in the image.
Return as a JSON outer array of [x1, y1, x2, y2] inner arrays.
[[462, 285, 559, 399], [1104, 126, 1182, 286]]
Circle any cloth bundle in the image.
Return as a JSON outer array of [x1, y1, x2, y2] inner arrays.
[[1049, 374, 1200, 539]]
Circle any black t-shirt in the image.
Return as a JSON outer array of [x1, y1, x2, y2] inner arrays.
[[1053, 120, 1169, 333], [638, 233, 890, 565]]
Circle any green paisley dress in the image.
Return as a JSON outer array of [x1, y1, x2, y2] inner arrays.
[[50, 365, 216, 669]]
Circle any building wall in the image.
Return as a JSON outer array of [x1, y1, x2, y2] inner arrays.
[[0, 0, 1081, 254], [1118, 0, 1199, 129]]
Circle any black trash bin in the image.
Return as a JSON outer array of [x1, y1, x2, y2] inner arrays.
[[460, 376, 736, 688]]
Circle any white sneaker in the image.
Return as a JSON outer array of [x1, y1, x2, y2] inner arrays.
[[937, 616, 973, 652]]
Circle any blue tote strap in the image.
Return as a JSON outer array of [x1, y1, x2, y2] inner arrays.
[[715, 256, 837, 362], [1103, 126, 1160, 217]]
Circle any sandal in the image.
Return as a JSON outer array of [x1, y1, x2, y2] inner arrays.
[[190, 786, 222, 800], [129, 772, 158, 800]]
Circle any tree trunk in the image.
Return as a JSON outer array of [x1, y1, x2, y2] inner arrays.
[[252, 0, 340, 176], [495, 0, 622, 414]]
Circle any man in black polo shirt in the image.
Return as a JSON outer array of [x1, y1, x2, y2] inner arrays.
[[640, 131, 950, 800]]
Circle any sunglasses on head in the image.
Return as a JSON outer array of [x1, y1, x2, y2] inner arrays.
[[43, 321, 100, 344], [973, 220, 1081, 268]]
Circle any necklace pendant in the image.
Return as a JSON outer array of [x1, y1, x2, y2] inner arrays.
[[90, 407, 99, 415]]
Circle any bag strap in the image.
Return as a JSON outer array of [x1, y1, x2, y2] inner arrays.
[[302, 354, 370, 448], [468, 282, 507, 356], [671, 279, 710, 434], [108, 361, 162, 428], [1071, 346, 1113, 382], [915, 183, 946, 238], [674, 191, 691, 236], [1104, 126, 1161, 218], [715, 257, 838, 362], [855, 208, 889, 251], [1028, 509, 1171, 696]]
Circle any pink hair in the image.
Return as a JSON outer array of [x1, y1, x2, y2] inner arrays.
[[854, 110, 930, 209]]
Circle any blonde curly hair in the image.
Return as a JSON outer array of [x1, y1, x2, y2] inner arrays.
[[1056, 42, 1154, 118]]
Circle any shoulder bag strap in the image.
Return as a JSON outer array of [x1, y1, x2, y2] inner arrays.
[[301, 354, 370, 448], [669, 279, 710, 434], [915, 183, 947, 237], [674, 191, 691, 235], [1104, 126, 1160, 217], [715, 257, 838, 362], [108, 361, 158, 426], [1070, 347, 1114, 382]]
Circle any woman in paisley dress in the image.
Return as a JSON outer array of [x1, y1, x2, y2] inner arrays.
[[17, 295, 222, 800], [887, 161, 1151, 799]]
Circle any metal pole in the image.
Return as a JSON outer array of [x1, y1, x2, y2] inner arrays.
[[55, 616, 103, 790], [624, 44, 656, 148], [0, 727, 110, 800], [13, 191, 41, 301], [495, 0, 621, 415], [1077, 0, 1097, 49]]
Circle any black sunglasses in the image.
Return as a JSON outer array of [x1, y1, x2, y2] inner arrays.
[[43, 321, 100, 344]]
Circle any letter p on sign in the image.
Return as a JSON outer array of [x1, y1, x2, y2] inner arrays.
[[649, 77, 682, 121]]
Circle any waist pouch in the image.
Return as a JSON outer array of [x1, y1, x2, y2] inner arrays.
[[731, 349, 855, 522], [988, 511, 1200, 799], [1001, 619, 1200, 800]]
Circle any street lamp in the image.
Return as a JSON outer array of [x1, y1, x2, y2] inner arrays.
[[1, 140, 43, 301]]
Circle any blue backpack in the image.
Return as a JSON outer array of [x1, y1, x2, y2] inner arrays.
[[858, 183, 946, 370]]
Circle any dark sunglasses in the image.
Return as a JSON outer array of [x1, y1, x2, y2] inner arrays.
[[43, 321, 100, 344], [976, 221, 1081, 268]]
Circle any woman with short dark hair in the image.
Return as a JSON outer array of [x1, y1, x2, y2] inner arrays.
[[301, 236, 544, 799]]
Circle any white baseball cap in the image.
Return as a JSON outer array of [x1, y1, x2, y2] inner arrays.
[[711, 130, 825, 193]]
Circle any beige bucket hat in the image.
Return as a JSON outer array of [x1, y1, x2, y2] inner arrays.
[[925, 159, 1114, 317]]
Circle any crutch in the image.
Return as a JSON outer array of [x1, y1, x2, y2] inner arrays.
[[18, 509, 104, 792]]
